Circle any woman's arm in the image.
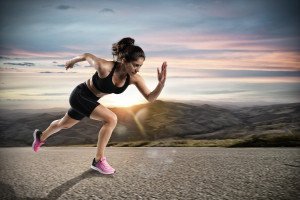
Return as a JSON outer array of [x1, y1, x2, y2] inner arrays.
[[134, 61, 167, 103], [65, 53, 103, 70]]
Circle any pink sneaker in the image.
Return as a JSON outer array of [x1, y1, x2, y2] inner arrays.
[[91, 157, 115, 174], [32, 129, 46, 152]]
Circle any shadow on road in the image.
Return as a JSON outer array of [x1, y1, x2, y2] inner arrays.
[[0, 169, 113, 200]]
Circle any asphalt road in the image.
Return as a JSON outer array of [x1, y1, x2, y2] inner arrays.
[[0, 147, 299, 200]]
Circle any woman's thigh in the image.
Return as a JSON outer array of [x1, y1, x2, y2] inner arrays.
[[59, 113, 81, 128], [69, 83, 100, 119], [89, 104, 117, 123]]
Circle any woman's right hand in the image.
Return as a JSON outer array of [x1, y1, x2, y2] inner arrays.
[[65, 60, 75, 70]]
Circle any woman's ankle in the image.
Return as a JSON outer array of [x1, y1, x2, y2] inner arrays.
[[95, 156, 104, 162], [40, 132, 46, 141]]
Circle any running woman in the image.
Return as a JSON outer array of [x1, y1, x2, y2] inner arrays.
[[32, 37, 167, 174]]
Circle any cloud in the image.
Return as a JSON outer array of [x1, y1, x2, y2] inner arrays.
[[0, 56, 10, 59], [3, 62, 35, 66], [200, 90, 248, 95], [167, 76, 208, 79], [1, 48, 77, 59], [22, 93, 69, 96], [56, 64, 79, 67], [166, 70, 300, 80], [39, 71, 76, 73], [1, 0, 299, 76], [56, 5, 75, 10], [100, 8, 115, 13], [0, 67, 22, 72], [40, 71, 55, 73], [209, 70, 300, 78]]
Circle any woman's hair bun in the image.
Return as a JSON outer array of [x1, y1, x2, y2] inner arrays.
[[116, 37, 134, 52], [119, 37, 135, 46], [112, 37, 145, 62], [112, 37, 135, 60]]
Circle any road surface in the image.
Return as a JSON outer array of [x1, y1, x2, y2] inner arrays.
[[0, 147, 299, 199]]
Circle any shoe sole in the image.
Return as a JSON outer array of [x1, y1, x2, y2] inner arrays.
[[90, 165, 115, 175], [32, 129, 39, 152]]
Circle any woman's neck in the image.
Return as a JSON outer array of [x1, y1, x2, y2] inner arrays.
[[115, 62, 127, 79]]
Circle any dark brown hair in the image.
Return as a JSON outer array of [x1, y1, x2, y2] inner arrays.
[[112, 37, 145, 62]]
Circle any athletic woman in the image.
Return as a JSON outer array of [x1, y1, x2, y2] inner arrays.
[[32, 37, 167, 174]]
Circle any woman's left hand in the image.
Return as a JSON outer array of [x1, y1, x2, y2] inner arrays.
[[157, 61, 167, 85]]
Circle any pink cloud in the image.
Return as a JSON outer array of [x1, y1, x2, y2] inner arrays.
[[147, 50, 300, 72], [2, 48, 76, 58], [141, 33, 298, 51]]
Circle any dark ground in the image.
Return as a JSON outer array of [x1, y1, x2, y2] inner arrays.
[[0, 147, 299, 199]]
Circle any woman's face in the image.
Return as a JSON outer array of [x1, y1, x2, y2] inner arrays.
[[123, 57, 144, 76]]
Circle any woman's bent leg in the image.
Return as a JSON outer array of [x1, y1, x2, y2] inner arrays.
[[89, 104, 117, 162], [40, 113, 80, 141]]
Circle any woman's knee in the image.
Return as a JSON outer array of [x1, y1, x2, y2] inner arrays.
[[57, 115, 79, 129], [90, 105, 118, 126], [57, 119, 73, 129], [103, 113, 118, 126]]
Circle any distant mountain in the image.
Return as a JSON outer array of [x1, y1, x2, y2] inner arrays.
[[0, 100, 299, 147]]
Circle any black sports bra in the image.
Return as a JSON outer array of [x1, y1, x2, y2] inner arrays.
[[92, 62, 130, 94]]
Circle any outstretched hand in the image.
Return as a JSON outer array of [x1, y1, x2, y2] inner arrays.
[[65, 60, 74, 70], [157, 61, 167, 85]]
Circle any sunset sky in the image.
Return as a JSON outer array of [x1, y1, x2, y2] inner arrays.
[[0, 0, 299, 109]]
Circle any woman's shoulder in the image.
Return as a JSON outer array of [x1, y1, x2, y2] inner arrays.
[[99, 60, 116, 71], [96, 60, 116, 78], [129, 73, 143, 85]]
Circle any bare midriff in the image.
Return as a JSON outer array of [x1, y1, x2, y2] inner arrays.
[[85, 78, 109, 98]]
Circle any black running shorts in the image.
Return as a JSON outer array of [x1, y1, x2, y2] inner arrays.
[[67, 82, 100, 120]]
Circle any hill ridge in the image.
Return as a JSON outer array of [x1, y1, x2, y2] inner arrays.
[[0, 101, 299, 146]]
